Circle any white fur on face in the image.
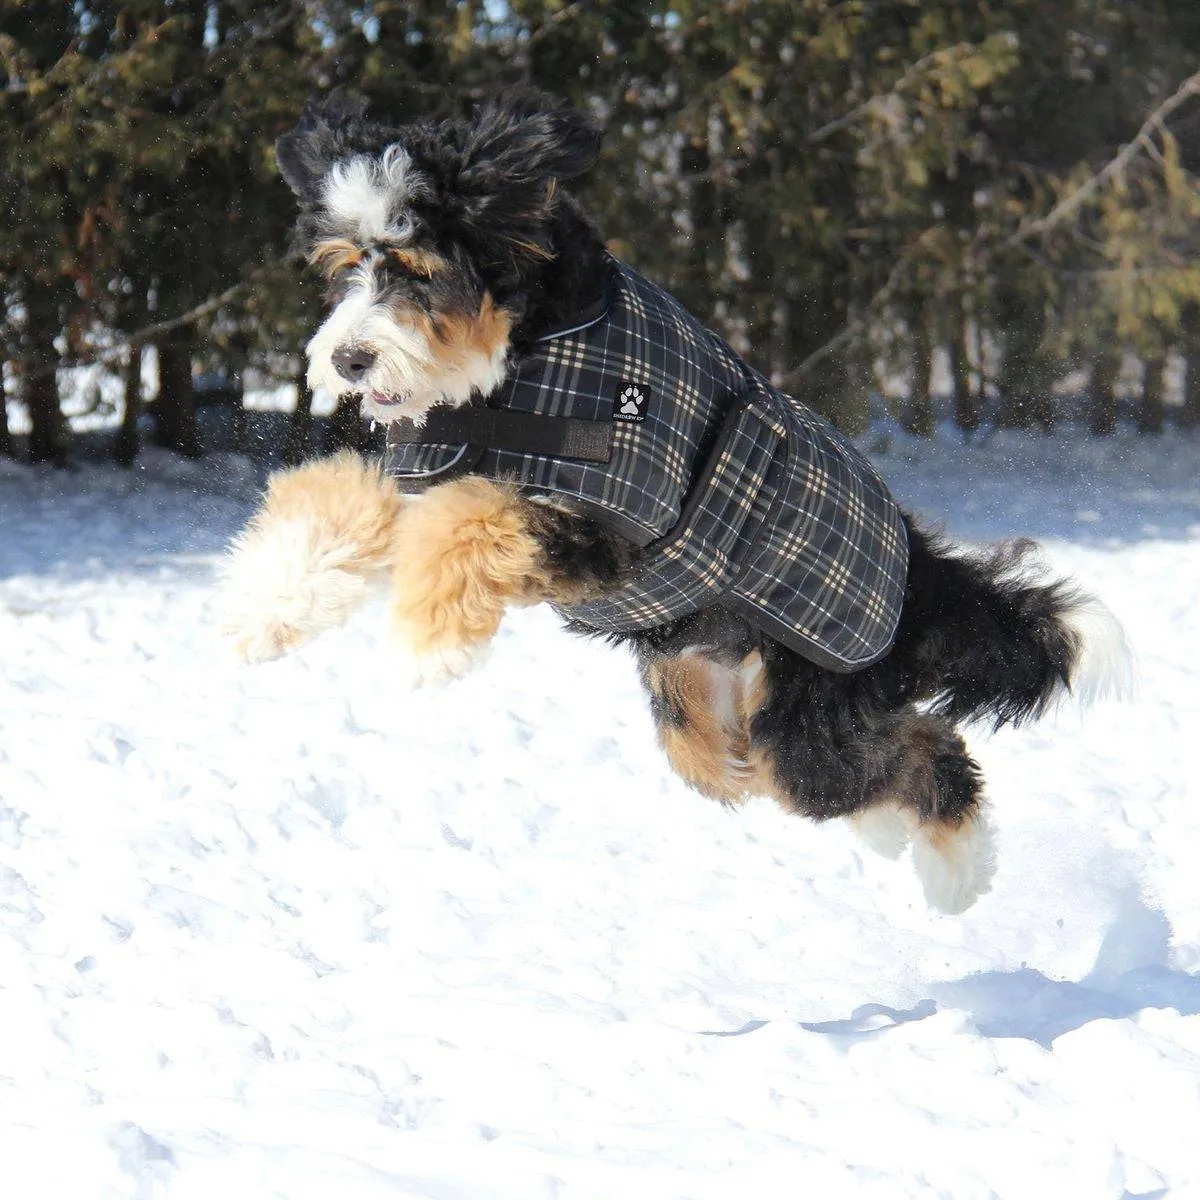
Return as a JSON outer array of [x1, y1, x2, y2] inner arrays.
[[305, 260, 511, 426], [321, 146, 426, 243]]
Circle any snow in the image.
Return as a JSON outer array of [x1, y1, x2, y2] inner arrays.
[[1, 428, 1198, 1199]]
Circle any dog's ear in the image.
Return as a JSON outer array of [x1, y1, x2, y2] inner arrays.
[[276, 90, 372, 204], [459, 91, 603, 189], [449, 91, 602, 267], [275, 127, 334, 204]]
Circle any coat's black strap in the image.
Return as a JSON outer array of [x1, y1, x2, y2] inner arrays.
[[393, 407, 612, 463]]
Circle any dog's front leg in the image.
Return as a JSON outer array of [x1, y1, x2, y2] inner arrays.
[[221, 451, 405, 662], [389, 478, 548, 683], [390, 478, 627, 684]]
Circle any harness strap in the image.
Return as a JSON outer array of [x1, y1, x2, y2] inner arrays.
[[391, 406, 613, 464]]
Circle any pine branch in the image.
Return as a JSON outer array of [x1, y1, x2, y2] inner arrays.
[[808, 39, 1014, 145], [807, 47, 951, 144]]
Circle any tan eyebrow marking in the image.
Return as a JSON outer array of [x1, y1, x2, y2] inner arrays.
[[308, 238, 363, 277], [387, 246, 445, 278]]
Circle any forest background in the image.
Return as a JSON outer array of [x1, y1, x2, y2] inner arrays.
[[3, 0, 1200, 469]]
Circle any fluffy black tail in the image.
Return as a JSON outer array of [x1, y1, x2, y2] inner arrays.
[[891, 521, 1132, 729]]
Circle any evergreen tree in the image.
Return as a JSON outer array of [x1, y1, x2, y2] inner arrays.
[[4, 0, 1200, 468]]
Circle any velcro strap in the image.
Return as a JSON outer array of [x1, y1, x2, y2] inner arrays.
[[392, 407, 612, 463]]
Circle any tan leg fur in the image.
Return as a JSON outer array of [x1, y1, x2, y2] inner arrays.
[[648, 650, 767, 804], [389, 477, 554, 682]]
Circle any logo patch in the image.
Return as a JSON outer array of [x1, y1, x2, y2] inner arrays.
[[614, 382, 649, 423]]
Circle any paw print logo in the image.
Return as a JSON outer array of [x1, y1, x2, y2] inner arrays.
[[614, 382, 649, 422]]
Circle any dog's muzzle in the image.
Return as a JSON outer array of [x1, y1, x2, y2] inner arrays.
[[332, 345, 377, 384]]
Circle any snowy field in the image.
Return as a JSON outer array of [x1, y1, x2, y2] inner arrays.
[[1, 427, 1198, 1199]]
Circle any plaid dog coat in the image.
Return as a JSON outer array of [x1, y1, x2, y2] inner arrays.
[[384, 258, 908, 672]]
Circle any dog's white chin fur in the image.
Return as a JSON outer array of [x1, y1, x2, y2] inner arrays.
[[305, 270, 510, 426], [220, 518, 370, 663]]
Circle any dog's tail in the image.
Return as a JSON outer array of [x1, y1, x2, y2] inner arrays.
[[894, 523, 1133, 728]]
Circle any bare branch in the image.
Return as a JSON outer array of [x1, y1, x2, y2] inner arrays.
[[527, 1, 588, 46], [787, 70, 1200, 383], [997, 70, 1200, 251], [775, 244, 927, 391], [808, 47, 949, 144], [807, 42, 1010, 145], [24, 279, 255, 383]]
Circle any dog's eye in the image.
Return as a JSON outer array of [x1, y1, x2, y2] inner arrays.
[[308, 239, 363, 279], [386, 247, 444, 279]]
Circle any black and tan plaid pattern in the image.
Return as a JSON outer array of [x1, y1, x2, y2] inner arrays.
[[386, 260, 746, 542], [385, 259, 908, 671]]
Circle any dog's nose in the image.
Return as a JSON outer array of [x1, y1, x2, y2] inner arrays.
[[331, 345, 377, 384]]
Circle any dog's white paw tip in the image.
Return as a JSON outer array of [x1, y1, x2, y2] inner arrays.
[[851, 803, 915, 860], [228, 622, 300, 665], [912, 812, 997, 915], [407, 642, 490, 688], [219, 519, 371, 663]]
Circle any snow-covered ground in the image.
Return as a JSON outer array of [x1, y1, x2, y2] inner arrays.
[[1, 427, 1198, 1199]]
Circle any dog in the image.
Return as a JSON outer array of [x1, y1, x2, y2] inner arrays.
[[220, 90, 1131, 914]]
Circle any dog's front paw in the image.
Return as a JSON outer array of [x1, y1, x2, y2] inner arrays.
[[220, 519, 369, 663], [412, 641, 491, 687], [393, 621, 491, 687]]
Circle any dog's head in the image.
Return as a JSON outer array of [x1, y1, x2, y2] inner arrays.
[[276, 90, 602, 425]]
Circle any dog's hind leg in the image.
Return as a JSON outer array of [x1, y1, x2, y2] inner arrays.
[[641, 649, 765, 804], [747, 654, 994, 912], [857, 713, 995, 915]]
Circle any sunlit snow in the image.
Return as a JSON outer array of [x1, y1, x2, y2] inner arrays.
[[1, 428, 1197, 1198]]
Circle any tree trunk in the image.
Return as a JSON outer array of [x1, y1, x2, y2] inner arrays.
[[1138, 354, 1165, 435], [1181, 351, 1200, 429], [283, 365, 313, 466], [114, 342, 143, 467], [26, 367, 67, 465], [0, 362, 11, 458], [997, 305, 1055, 432], [950, 294, 979, 434], [903, 297, 934, 437], [23, 286, 67, 465], [1089, 346, 1119, 437], [845, 318, 872, 436], [811, 352, 869, 437], [792, 272, 868, 435], [681, 131, 718, 321], [154, 326, 200, 457]]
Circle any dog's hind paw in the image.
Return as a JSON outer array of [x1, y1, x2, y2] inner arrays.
[[912, 809, 997, 915], [850, 802, 916, 861]]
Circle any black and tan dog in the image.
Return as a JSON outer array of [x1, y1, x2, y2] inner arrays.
[[222, 91, 1130, 914]]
